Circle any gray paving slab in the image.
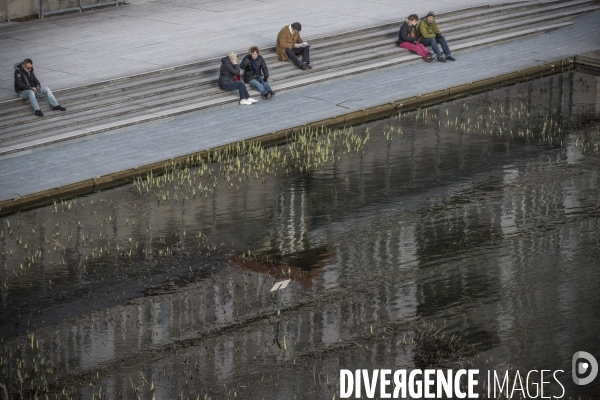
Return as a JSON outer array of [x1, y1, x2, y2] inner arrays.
[[1, 11, 599, 203], [578, 49, 600, 63], [0, 0, 523, 102]]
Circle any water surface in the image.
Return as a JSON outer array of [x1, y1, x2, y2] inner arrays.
[[0, 70, 599, 399]]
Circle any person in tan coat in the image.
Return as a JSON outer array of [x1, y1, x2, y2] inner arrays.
[[276, 22, 312, 70]]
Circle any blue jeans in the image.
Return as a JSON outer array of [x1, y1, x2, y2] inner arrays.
[[220, 81, 250, 100], [18, 87, 59, 111], [419, 36, 451, 58], [248, 76, 272, 96]]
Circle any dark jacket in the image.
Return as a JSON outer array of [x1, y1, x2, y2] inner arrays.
[[398, 19, 420, 44], [218, 57, 241, 88], [239, 54, 269, 84], [14, 62, 41, 94]]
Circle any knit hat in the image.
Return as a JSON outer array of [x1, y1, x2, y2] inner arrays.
[[426, 11, 435, 17]]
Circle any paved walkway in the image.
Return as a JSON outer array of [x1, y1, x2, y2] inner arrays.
[[0, 0, 517, 101], [1, 11, 599, 203]]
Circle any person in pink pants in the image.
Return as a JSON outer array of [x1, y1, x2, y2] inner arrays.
[[398, 14, 435, 62]]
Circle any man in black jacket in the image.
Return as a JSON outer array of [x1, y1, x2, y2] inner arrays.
[[239, 46, 275, 100], [14, 58, 66, 117]]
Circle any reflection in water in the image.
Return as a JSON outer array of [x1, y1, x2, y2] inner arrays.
[[0, 71, 600, 398]]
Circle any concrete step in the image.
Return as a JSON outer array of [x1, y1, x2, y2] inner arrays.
[[0, 0, 591, 119], [0, 19, 576, 155], [0, 19, 573, 138], [0, 94, 234, 155], [0, 21, 585, 140], [1, 7, 589, 131], [0, 0, 580, 113], [0, 0, 595, 155], [3, 1, 591, 128], [270, 21, 574, 95]]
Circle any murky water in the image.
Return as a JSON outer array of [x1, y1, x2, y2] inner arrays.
[[1, 70, 599, 399]]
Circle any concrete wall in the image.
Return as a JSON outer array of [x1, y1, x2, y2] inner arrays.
[[44, 0, 79, 13], [1, 0, 114, 21], [44, 0, 112, 13], [1, 0, 38, 21]]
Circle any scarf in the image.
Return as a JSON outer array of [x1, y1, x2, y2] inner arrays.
[[250, 57, 259, 75]]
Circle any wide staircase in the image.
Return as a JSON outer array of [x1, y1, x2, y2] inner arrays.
[[0, 0, 597, 156]]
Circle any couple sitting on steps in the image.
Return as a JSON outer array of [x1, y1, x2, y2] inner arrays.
[[398, 11, 456, 63], [219, 22, 311, 106]]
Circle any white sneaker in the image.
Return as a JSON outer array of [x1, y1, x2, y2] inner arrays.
[[247, 97, 258, 103], [239, 99, 252, 105]]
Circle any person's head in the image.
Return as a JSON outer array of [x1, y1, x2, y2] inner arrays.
[[248, 46, 260, 59], [291, 22, 302, 33], [22, 58, 33, 71], [228, 52, 238, 64], [407, 14, 419, 26], [426, 11, 435, 23]]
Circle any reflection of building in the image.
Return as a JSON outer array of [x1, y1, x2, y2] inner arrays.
[[276, 185, 308, 255], [597, 75, 600, 115], [570, 69, 599, 117]]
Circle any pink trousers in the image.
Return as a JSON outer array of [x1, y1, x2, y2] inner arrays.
[[399, 42, 429, 59]]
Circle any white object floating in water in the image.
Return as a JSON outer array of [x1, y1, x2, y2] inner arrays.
[[270, 279, 291, 292]]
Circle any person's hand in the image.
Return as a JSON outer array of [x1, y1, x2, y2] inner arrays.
[[31, 87, 36, 91], [436, 33, 442, 38], [294, 43, 301, 48]]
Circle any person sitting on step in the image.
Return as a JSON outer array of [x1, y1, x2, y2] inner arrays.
[[276, 22, 312, 70], [14, 58, 66, 117], [240, 46, 275, 100], [218, 52, 256, 105], [398, 14, 436, 62], [418, 11, 456, 62]]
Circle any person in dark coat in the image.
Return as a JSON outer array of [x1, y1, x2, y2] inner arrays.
[[14, 58, 66, 117], [239, 46, 275, 100], [398, 14, 435, 62], [218, 52, 256, 105]]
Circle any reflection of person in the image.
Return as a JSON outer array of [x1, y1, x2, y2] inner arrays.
[[276, 22, 312, 70], [218, 52, 256, 105], [240, 46, 275, 100], [14, 58, 66, 117], [398, 14, 435, 62], [418, 11, 455, 62]]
